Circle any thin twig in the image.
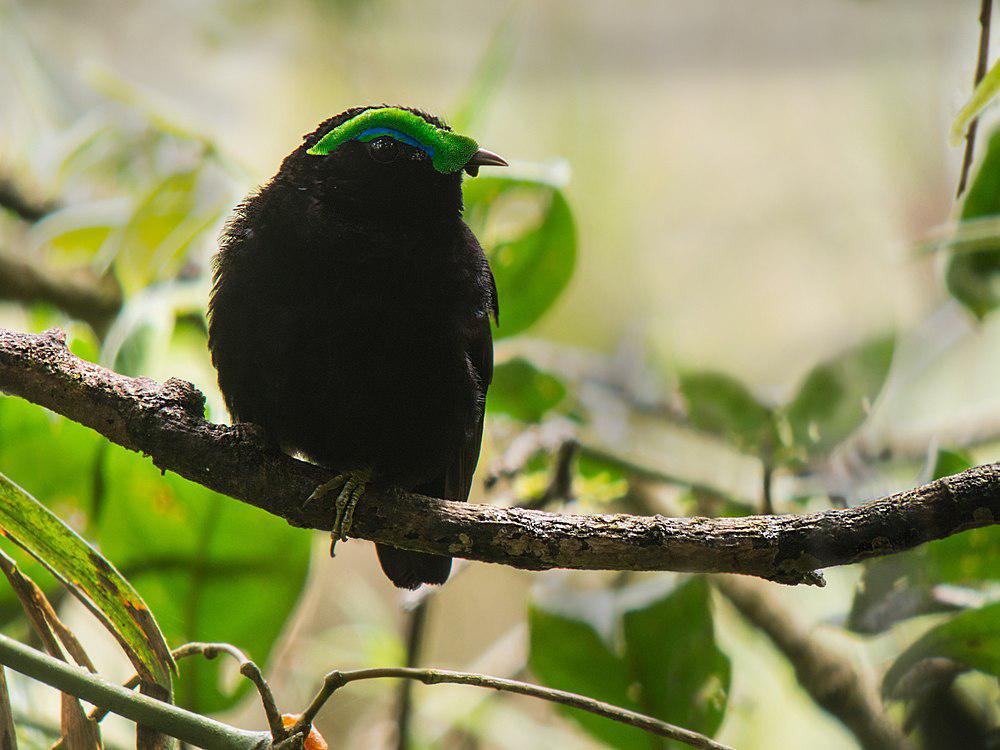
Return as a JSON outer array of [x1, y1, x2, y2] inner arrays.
[[761, 461, 774, 515], [957, 0, 994, 198], [89, 642, 286, 741], [519, 438, 579, 510], [174, 643, 286, 741], [293, 667, 734, 750], [0, 667, 15, 750], [0, 250, 122, 335]]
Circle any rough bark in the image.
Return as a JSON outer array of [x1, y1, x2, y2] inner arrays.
[[0, 327, 996, 584]]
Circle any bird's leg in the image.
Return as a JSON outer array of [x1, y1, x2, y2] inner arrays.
[[305, 468, 372, 556]]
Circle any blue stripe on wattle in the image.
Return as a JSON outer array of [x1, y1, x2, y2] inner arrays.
[[356, 127, 436, 157]]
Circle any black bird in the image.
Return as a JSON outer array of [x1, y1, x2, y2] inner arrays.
[[207, 106, 505, 588]]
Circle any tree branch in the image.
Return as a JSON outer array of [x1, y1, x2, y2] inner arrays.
[[0, 178, 57, 223], [0, 251, 122, 334], [293, 667, 734, 750], [713, 576, 913, 750], [0, 327, 996, 584]]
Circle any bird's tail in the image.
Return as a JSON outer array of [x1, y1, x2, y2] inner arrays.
[[376, 473, 460, 589], [376, 544, 452, 589]]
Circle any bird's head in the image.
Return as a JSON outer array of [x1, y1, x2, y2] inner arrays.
[[279, 105, 507, 223]]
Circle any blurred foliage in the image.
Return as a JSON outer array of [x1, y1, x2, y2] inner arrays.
[[848, 447, 1000, 636], [489, 357, 567, 423], [950, 57, 1000, 147], [529, 577, 730, 749], [884, 601, 1000, 696], [677, 334, 894, 469], [947, 128, 1000, 318], [0, 469, 172, 689], [679, 371, 778, 457], [0, 6, 999, 748], [0, 384, 310, 712], [783, 334, 894, 460]]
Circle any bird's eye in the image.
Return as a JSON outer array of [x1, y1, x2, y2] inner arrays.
[[367, 136, 400, 164]]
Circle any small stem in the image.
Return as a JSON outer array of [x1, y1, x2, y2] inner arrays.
[[173, 643, 286, 741], [294, 667, 733, 750], [0, 178, 56, 223], [520, 439, 580, 510], [761, 461, 774, 515], [957, 0, 994, 198], [394, 601, 429, 750], [89, 642, 286, 742], [0, 634, 269, 750], [0, 667, 15, 750]]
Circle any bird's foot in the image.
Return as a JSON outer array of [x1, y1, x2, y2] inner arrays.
[[306, 468, 373, 557]]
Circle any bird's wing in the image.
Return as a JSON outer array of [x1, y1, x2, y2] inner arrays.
[[375, 234, 497, 588], [437, 224, 497, 503], [444, 308, 494, 503]]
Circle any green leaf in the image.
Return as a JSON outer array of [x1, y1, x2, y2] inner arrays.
[[27, 200, 129, 266], [920, 448, 998, 586], [783, 335, 894, 458], [946, 248, 1000, 318], [529, 578, 730, 749], [111, 170, 222, 295], [679, 372, 777, 455], [931, 448, 974, 480], [463, 176, 576, 338], [923, 528, 1000, 585], [0, 398, 103, 521], [488, 357, 567, 423], [0, 396, 104, 625], [0, 470, 172, 689], [528, 606, 647, 750], [113, 170, 197, 293], [623, 578, 730, 748], [947, 128, 1000, 318], [97, 447, 311, 713], [950, 60, 1000, 147], [922, 448, 998, 584], [884, 601, 1000, 696]]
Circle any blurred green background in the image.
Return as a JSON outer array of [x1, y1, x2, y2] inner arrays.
[[1, 1, 999, 748]]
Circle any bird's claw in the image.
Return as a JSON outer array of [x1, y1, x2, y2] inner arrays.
[[306, 469, 372, 557]]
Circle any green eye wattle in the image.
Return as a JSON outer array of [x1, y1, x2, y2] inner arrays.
[[308, 107, 479, 174]]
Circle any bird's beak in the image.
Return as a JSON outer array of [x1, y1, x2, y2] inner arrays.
[[464, 148, 508, 177]]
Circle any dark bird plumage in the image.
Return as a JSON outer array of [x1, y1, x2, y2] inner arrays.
[[207, 106, 499, 588]]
